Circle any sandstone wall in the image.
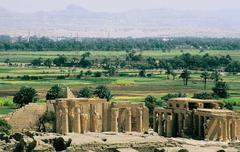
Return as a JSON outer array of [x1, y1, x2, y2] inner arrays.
[[3, 103, 47, 133]]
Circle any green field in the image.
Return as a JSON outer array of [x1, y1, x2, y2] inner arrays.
[[1, 49, 240, 63], [0, 49, 240, 114], [0, 66, 240, 101], [0, 107, 15, 115]]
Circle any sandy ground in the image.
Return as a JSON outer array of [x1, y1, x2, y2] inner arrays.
[[34, 132, 239, 152]]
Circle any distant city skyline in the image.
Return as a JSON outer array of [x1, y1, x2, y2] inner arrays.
[[1, 0, 240, 13]]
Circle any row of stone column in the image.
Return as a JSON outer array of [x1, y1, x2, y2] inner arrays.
[[195, 115, 238, 142], [154, 112, 173, 137], [111, 108, 143, 132], [217, 118, 237, 141], [56, 106, 93, 134]]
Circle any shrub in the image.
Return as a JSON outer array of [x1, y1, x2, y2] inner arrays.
[[30, 76, 39, 80], [212, 81, 229, 98], [178, 149, 189, 152], [13, 86, 37, 107], [224, 102, 234, 110], [193, 92, 215, 99], [14, 139, 26, 152], [119, 73, 129, 77], [139, 70, 146, 77], [0, 119, 11, 135], [146, 73, 152, 77], [37, 111, 56, 132], [94, 85, 112, 101], [161, 93, 186, 102], [13, 138, 37, 152], [53, 137, 72, 151], [26, 140, 37, 152], [78, 87, 93, 98], [154, 148, 165, 152], [145, 95, 157, 128], [21, 75, 30, 80], [46, 84, 64, 100], [85, 70, 92, 76], [94, 71, 102, 77], [76, 71, 84, 79], [56, 75, 66, 79]]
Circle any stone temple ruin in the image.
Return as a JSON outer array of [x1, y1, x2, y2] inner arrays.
[[51, 88, 240, 142], [52, 88, 149, 134], [153, 98, 240, 142]]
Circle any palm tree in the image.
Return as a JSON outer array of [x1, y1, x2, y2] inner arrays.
[[211, 70, 222, 84], [200, 71, 210, 90], [170, 70, 177, 80], [179, 69, 191, 86], [4, 58, 10, 66], [165, 68, 172, 79], [44, 58, 53, 68], [81, 52, 91, 59], [165, 65, 172, 80]]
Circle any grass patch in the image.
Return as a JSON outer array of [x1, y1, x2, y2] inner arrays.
[[0, 107, 15, 115], [223, 97, 240, 103], [0, 97, 15, 106], [112, 97, 145, 103]]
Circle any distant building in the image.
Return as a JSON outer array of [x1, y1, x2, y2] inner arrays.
[[153, 98, 240, 142]]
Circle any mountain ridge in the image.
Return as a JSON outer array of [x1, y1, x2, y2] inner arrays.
[[0, 5, 240, 37]]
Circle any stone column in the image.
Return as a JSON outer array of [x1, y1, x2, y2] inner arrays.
[[69, 108, 75, 132], [90, 104, 97, 132], [184, 114, 187, 129], [192, 115, 197, 137], [153, 112, 156, 132], [232, 120, 237, 141], [227, 119, 231, 141], [192, 109, 198, 136], [153, 112, 158, 132], [102, 103, 109, 131], [111, 108, 119, 132], [142, 107, 149, 131], [158, 113, 163, 135], [178, 113, 183, 136], [55, 107, 61, 133], [74, 107, 81, 133], [222, 118, 227, 142], [92, 112, 100, 132], [137, 108, 143, 132], [198, 115, 202, 138], [166, 115, 173, 137], [217, 117, 223, 141], [81, 113, 89, 133], [125, 108, 132, 132], [203, 116, 207, 139], [62, 107, 69, 134]]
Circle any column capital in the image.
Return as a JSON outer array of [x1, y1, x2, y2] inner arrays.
[[75, 107, 81, 114]]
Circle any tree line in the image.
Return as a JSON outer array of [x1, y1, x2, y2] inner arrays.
[[13, 85, 113, 107], [1, 36, 240, 51], [22, 52, 240, 73]]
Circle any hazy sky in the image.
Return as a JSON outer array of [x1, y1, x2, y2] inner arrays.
[[1, 0, 240, 13]]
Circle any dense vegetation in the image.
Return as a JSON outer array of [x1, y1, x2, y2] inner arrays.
[[13, 86, 37, 107], [0, 118, 11, 135], [1, 36, 240, 51], [24, 52, 240, 73], [0, 36, 240, 114]]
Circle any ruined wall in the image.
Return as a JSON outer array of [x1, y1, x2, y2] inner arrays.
[[154, 98, 240, 142], [54, 98, 149, 134], [4, 103, 47, 133]]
